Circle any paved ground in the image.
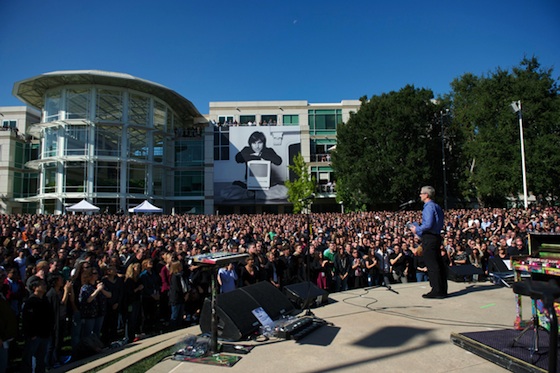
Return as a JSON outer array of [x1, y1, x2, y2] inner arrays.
[[147, 280, 517, 373]]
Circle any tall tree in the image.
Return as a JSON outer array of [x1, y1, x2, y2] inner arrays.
[[332, 85, 442, 209], [450, 56, 560, 206], [285, 153, 316, 213]]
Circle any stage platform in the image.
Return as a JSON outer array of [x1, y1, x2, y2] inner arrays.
[[146, 280, 520, 373]]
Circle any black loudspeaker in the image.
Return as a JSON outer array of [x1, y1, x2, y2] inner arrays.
[[199, 289, 261, 341], [447, 264, 485, 282], [240, 281, 295, 320], [283, 281, 329, 309], [199, 282, 295, 341]]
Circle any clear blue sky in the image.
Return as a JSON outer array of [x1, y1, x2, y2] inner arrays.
[[1, 0, 558, 114]]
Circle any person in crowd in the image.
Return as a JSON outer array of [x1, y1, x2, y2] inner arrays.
[[139, 259, 160, 335], [101, 264, 124, 345], [240, 257, 258, 287], [414, 246, 429, 282], [79, 267, 110, 340], [45, 272, 71, 368], [218, 261, 238, 293], [21, 278, 53, 373], [168, 261, 186, 330], [3, 267, 26, 316], [0, 269, 18, 373], [124, 263, 143, 341], [333, 245, 351, 292], [411, 186, 447, 299], [364, 247, 380, 286], [350, 248, 365, 289], [389, 244, 409, 284]]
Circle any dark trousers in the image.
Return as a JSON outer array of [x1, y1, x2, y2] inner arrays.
[[422, 233, 448, 295]]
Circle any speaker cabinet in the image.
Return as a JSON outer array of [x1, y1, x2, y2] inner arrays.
[[283, 282, 329, 309], [447, 264, 485, 282], [199, 281, 295, 341], [240, 281, 295, 320]]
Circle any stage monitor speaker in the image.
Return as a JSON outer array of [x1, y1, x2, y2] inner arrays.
[[199, 289, 261, 341], [240, 281, 295, 319], [283, 281, 329, 309], [447, 264, 485, 282]]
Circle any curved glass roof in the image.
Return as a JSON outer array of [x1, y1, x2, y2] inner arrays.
[[13, 70, 204, 124]]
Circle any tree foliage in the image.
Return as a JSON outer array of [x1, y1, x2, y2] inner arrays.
[[450, 56, 560, 206], [332, 85, 443, 209], [285, 153, 316, 213]]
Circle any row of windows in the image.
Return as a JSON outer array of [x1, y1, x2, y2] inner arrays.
[[39, 161, 204, 196], [217, 114, 299, 126]]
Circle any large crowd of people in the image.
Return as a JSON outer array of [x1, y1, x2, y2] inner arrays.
[[1, 204, 559, 371]]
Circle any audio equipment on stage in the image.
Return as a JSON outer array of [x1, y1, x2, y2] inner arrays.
[[191, 252, 249, 266], [447, 264, 485, 282], [283, 282, 329, 309], [275, 316, 325, 340]]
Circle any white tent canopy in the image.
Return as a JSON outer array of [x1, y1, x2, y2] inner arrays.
[[128, 200, 163, 213], [66, 199, 100, 213]]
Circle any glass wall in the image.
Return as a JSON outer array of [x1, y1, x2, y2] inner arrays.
[[176, 139, 204, 167], [66, 89, 89, 119], [128, 163, 147, 194], [64, 125, 88, 156], [174, 170, 204, 196], [127, 127, 148, 160], [96, 89, 122, 122], [43, 162, 57, 193], [129, 94, 149, 125], [95, 125, 122, 157], [45, 89, 61, 122], [44, 128, 58, 157], [95, 161, 120, 193], [64, 161, 86, 192]]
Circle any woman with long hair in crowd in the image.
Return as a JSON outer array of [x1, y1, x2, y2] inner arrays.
[[168, 260, 185, 330], [124, 263, 143, 341]]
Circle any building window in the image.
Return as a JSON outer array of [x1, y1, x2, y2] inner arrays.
[[176, 139, 204, 167], [154, 101, 166, 132], [2, 120, 16, 131], [127, 128, 148, 159], [261, 115, 277, 126], [95, 125, 122, 157], [66, 89, 90, 119], [282, 115, 299, 126], [44, 128, 58, 157], [239, 115, 256, 125], [214, 127, 230, 161], [95, 161, 120, 193], [45, 90, 61, 122], [218, 116, 234, 125], [128, 164, 147, 194], [174, 170, 204, 196], [97, 89, 123, 122], [64, 161, 86, 193], [43, 163, 57, 193], [308, 109, 342, 133], [64, 125, 88, 156], [129, 94, 149, 125]]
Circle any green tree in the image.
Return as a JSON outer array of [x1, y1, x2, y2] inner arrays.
[[285, 153, 316, 213], [332, 85, 443, 209], [450, 56, 560, 206]]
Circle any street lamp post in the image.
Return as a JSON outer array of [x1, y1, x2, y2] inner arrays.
[[440, 109, 449, 210], [510, 100, 528, 209]]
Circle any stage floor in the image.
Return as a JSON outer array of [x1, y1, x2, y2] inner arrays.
[[147, 280, 523, 373]]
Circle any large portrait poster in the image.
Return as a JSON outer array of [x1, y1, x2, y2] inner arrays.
[[214, 126, 301, 204]]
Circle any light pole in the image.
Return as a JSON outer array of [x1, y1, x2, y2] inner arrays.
[[510, 100, 528, 209], [440, 109, 450, 210]]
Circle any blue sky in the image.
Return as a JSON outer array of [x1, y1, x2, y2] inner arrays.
[[0, 0, 558, 114]]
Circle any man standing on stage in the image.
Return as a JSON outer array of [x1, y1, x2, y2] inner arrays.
[[410, 186, 447, 299]]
